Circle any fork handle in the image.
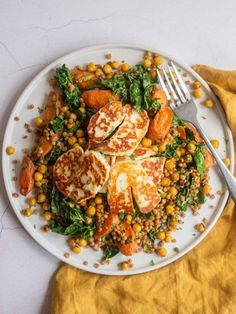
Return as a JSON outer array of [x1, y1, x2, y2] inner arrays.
[[194, 121, 236, 201]]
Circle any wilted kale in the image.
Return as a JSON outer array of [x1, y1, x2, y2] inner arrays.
[[49, 114, 66, 132], [55, 64, 81, 112]]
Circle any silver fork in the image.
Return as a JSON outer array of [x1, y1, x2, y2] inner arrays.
[[157, 61, 236, 201]]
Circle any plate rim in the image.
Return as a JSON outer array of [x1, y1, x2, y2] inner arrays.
[[2, 43, 234, 275]]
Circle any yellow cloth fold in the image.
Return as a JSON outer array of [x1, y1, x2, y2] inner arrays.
[[51, 65, 236, 314]]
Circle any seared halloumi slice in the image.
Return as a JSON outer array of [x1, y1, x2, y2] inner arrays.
[[53, 148, 110, 203], [88, 101, 127, 142], [108, 161, 160, 214], [138, 157, 165, 185], [99, 155, 116, 194], [88, 102, 149, 156]]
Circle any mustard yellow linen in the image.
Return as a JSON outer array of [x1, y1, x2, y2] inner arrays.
[[51, 65, 236, 314]]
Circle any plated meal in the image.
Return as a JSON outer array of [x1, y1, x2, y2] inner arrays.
[[3, 45, 233, 274]]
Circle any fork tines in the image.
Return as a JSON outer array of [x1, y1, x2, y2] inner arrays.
[[156, 61, 192, 107]]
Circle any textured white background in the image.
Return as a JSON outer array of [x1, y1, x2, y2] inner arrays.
[[0, 1, 236, 313]]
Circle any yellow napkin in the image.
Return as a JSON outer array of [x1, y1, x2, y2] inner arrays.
[[51, 65, 236, 314]]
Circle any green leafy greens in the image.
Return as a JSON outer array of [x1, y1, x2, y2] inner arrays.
[[49, 114, 66, 132], [103, 246, 119, 259], [49, 187, 95, 238], [194, 145, 205, 174], [101, 64, 159, 112], [55, 64, 81, 112]]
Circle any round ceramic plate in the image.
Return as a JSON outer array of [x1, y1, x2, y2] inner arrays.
[[2, 44, 234, 275]]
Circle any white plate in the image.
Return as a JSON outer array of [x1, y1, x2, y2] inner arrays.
[[2, 44, 234, 275]]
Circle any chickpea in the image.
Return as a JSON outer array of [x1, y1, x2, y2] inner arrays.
[[34, 172, 43, 182], [161, 177, 170, 187], [69, 113, 77, 121], [119, 262, 130, 270], [203, 184, 211, 195], [166, 204, 175, 214], [6, 146, 15, 155], [78, 238, 87, 247], [42, 203, 50, 211], [121, 63, 131, 72], [192, 89, 202, 99], [141, 137, 152, 148], [197, 223, 205, 233], [153, 56, 163, 66], [158, 145, 166, 153], [95, 68, 104, 77], [79, 107, 86, 114], [187, 142, 196, 154], [169, 187, 178, 196], [43, 211, 52, 221], [86, 206, 96, 217], [125, 214, 133, 223], [156, 231, 165, 241], [175, 149, 181, 157], [185, 154, 193, 163], [165, 235, 172, 243], [192, 81, 201, 89], [28, 197, 37, 207], [60, 106, 69, 113], [111, 61, 120, 69], [78, 138, 86, 146], [80, 200, 87, 207], [180, 148, 186, 156], [76, 129, 85, 138], [68, 136, 77, 146], [171, 172, 179, 182], [22, 208, 33, 217], [106, 74, 113, 80], [34, 117, 43, 127], [204, 99, 214, 108], [38, 164, 47, 174], [103, 64, 112, 74], [210, 139, 219, 149], [72, 246, 81, 254], [223, 158, 231, 167], [87, 62, 97, 73], [165, 159, 175, 171], [156, 247, 167, 257], [73, 143, 80, 149], [143, 59, 152, 68], [95, 196, 103, 205], [133, 223, 141, 233], [37, 193, 46, 203]]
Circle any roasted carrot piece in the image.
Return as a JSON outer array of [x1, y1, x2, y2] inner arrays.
[[177, 125, 186, 140], [44, 91, 61, 124], [203, 147, 215, 168], [150, 88, 167, 109], [188, 123, 204, 144], [36, 138, 53, 158], [94, 213, 119, 239], [82, 90, 120, 109], [19, 156, 35, 196], [119, 222, 137, 256], [147, 106, 173, 141], [73, 70, 97, 90]]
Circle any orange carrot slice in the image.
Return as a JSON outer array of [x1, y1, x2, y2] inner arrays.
[[44, 91, 61, 124], [119, 222, 137, 256], [73, 70, 97, 90], [19, 156, 35, 196], [94, 214, 119, 239], [150, 88, 167, 109], [177, 125, 186, 140], [82, 90, 120, 109], [147, 106, 173, 141]]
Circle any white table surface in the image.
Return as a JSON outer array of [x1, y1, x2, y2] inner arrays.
[[0, 1, 236, 313]]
